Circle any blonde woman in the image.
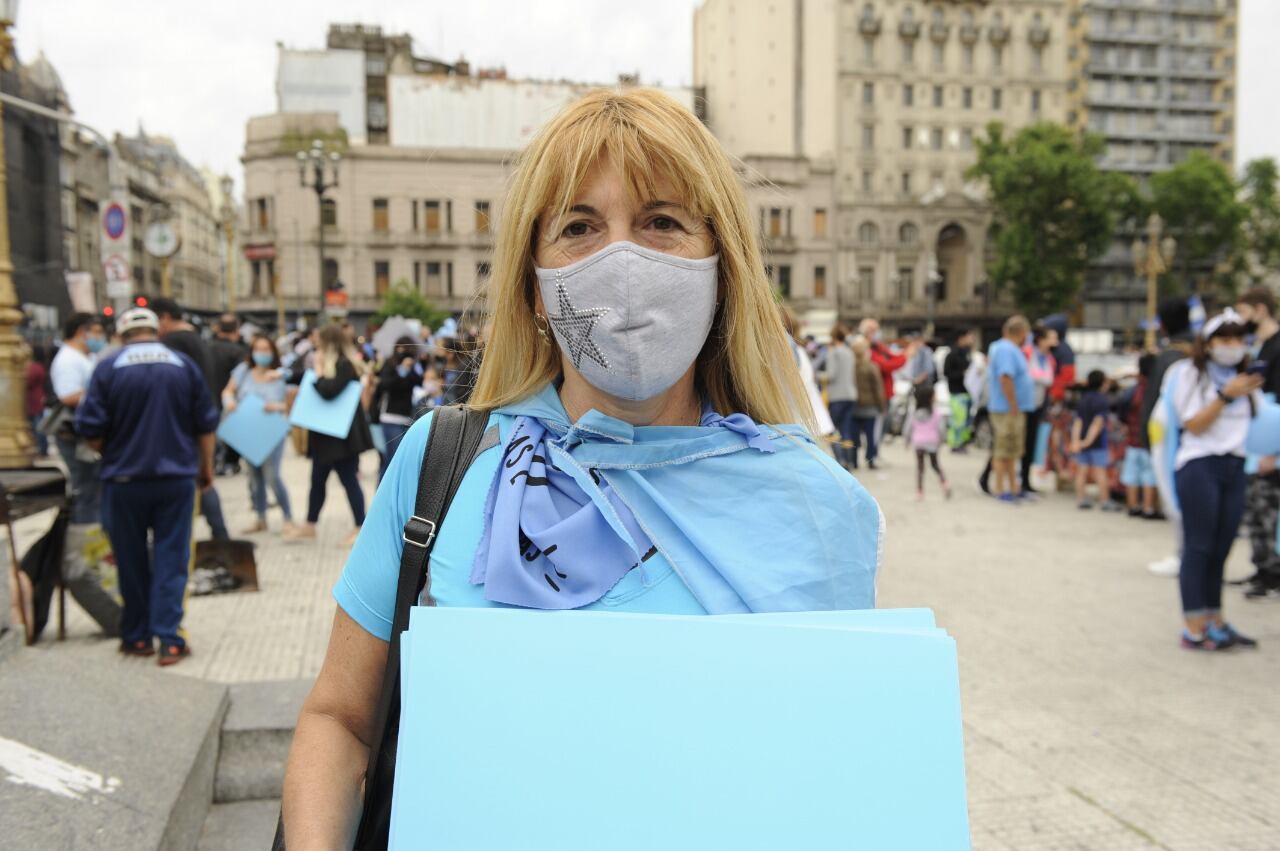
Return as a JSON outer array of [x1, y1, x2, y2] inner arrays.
[[282, 89, 883, 847], [284, 323, 373, 544]]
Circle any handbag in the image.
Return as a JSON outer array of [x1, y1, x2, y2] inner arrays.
[[271, 403, 489, 851]]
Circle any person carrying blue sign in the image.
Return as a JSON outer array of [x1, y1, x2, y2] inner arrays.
[[279, 88, 884, 848], [223, 334, 296, 535]]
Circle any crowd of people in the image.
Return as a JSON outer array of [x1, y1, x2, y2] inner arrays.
[[794, 290, 1279, 652], [21, 298, 484, 665]]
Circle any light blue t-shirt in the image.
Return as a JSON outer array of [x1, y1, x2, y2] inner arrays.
[[987, 339, 1035, 414], [335, 411, 707, 641]]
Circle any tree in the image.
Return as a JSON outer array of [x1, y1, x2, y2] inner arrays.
[[1149, 150, 1246, 295], [1233, 158, 1280, 288], [968, 122, 1138, 318], [372, 281, 451, 330]]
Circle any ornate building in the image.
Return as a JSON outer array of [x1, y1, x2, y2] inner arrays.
[[695, 0, 1069, 336]]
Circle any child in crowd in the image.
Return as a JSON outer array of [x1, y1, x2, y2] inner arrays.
[[908, 383, 950, 500], [1071, 370, 1120, 511], [1119, 354, 1160, 519]]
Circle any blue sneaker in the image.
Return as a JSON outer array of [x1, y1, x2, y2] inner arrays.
[[996, 493, 1019, 505], [1181, 630, 1227, 651], [1208, 623, 1258, 649]]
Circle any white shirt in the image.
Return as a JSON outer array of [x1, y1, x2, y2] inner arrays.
[[50, 344, 95, 402], [1167, 360, 1258, 470]]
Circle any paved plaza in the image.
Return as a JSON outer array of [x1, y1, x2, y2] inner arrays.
[[9, 439, 1280, 850]]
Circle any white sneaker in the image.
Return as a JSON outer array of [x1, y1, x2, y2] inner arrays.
[[1147, 555, 1180, 577]]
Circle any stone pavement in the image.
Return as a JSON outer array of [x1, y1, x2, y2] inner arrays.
[[9, 440, 1280, 850]]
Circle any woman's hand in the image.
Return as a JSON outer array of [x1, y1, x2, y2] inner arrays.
[[1223, 373, 1264, 401], [223, 397, 237, 414], [264, 401, 285, 413]]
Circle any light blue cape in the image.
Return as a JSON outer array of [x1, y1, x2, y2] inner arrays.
[[487, 385, 883, 614]]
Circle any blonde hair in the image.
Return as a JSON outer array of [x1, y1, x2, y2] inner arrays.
[[317, 323, 366, 379], [469, 88, 812, 428]]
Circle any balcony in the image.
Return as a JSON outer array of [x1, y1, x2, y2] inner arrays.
[[958, 23, 979, 45], [929, 21, 950, 43], [858, 9, 882, 36], [899, 18, 921, 40], [762, 233, 799, 253], [988, 22, 1010, 46]]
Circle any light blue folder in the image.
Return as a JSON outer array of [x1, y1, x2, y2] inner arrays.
[[288, 370, 361, 438], [391, 607, 970, 850], [215, 395, 290, 467]]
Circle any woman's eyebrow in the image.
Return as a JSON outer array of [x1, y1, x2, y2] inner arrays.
[[643, 200, 686, 212], [568, 204, 601, 216]]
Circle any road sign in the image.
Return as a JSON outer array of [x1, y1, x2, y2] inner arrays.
[[103, 255, 132, 299], [103, 203, 126, 240]]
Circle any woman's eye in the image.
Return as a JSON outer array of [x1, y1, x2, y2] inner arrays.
[[650, 216, 681, 232], [562, 221, 591, 238]]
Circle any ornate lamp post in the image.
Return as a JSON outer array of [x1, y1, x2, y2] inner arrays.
[[1132, 213, 1177, 351], [297, 140, 340, 313], [0, 1, 33, 469]]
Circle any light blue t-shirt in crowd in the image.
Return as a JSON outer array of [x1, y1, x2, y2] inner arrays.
[[987, 339, 1035, 414], [334, 411, 707, 641]]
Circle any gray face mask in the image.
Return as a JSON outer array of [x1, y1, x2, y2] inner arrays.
[[535, 240, 719, 402]]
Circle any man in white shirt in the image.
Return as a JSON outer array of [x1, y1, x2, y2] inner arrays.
[[48, 311, 121, 636]]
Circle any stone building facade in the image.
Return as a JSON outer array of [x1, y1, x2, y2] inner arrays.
[[695, 0, 1069, 336]]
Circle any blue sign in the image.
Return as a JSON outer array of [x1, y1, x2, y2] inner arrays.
[[104, 203, 126, 240]]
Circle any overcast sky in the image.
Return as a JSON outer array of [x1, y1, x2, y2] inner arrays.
[[18, 0, 1280, 186]]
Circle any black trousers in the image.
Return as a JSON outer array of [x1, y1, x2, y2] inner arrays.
[[307, 455, 366, 526]]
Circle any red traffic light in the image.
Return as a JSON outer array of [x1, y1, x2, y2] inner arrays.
[[103, 306, 114, 317], [134, 296, 148, 307]]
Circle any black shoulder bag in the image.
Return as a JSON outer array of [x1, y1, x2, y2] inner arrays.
[[272, 404, 490, 851]]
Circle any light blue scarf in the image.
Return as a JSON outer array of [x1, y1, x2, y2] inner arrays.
[[470, 385, 882, 614]]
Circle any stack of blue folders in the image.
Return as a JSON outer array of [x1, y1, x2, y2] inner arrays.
[[390, 607, 970, 850]]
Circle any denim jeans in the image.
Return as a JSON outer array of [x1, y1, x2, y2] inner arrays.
[[55, 434, 101, 525], [101, 477, 196, 647], [249, 442, 292, 521], [1175, 454, 1246, 616], [853, 416, 879, 465], [378, 422, 410, 482], [307, 455, 366, 526], [827, 401, 857, 468]]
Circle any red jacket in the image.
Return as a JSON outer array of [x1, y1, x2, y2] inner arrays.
[[869, 343, 907, 401]]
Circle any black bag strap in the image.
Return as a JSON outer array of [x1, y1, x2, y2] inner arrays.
[[352, 403, 489, 851]]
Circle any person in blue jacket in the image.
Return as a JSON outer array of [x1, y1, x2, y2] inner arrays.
[[75, 307, 218, 665], [281, 88, 884, 846]]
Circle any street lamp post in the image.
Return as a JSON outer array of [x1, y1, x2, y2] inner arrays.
[[0, 2, 33, 469], [1132, 213, 1177, 352], [220, 175, 236, 313], [297, 140, 340, 314]]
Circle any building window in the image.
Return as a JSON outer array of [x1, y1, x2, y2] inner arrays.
[[1031, 89, 1042, 113], [1032, 46, 1044, 74], [323, 258, 339, 289], [901, 171, 912, 195], [861, 124, 875, 149], [903, 84, 914, 107], [903, 126, 914, 149], [962, 44, 974, 71], [861, 170, 874, 192], [962, 87, 973, 109], [254, 198, 271, 231], [413, 260, 421, 289], [901, 40, 914, 65], [992, 45, 1003, 70], [374, 260, 390, 296], [858, 266, 875, 300], [475, 200, 491, 233], [778, 265, 792, 298], [768, 207, 783, 237], [424, 200, 442, 234], [899, 222, 919, 245], [896, 267, 914, 301], [412, 200, 419, 231], [320, 198, 337, 228], [931, 127, 944, 150], [859, 222, 879, 245], [992, 87, 1003, 110], [813, 208, 828, 239], [932, 42, 944, 67], [863, 82, 874, 105], [476, 261, 491, 281], [372, 198, 389, 232], [933, 85, 944, 107], [814, 265, 827, 299], [863, 38, 875, 64], [961, 128, 974, 150], [424, 260, 443, 294]]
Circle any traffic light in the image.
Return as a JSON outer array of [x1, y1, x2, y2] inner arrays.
[[102, 306, 114, 317], [134, 296, 148, 308]]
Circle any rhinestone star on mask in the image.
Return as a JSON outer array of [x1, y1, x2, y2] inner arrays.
[[547, 280, 611, 370]]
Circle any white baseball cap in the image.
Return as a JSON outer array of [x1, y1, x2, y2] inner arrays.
[[117, 307, 159, 334], [1201, 308, 1244, 340]]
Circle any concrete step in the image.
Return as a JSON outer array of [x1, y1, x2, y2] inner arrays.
[[213, 679, 309, 804], [196, 800, 280, 851], [0, 647, 228, 851]]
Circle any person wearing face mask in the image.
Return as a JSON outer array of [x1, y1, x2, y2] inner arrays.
[[45, 312, 121, 637], [1234, 287, 1280, 599], [372, 336, 422, 480], [1164, 310, 1264, 650], [222, 335, 297, 535], [281, 88, 883, 848]]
